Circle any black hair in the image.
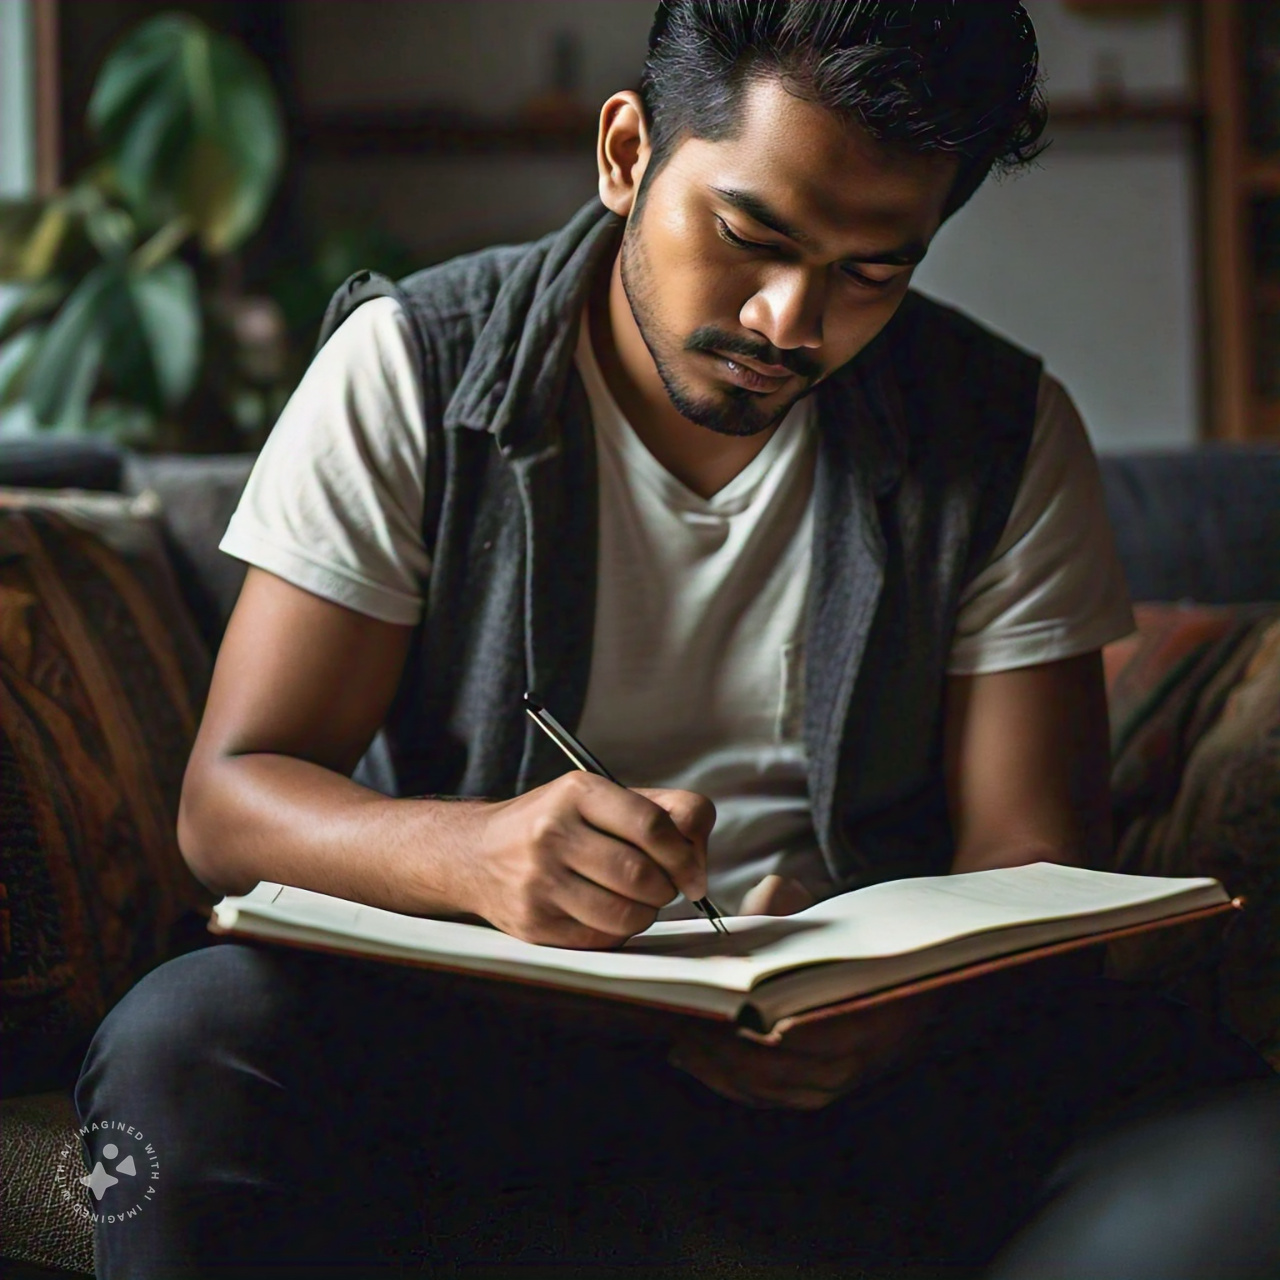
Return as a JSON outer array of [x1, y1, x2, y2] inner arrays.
[[638, 0, 1047, 217]]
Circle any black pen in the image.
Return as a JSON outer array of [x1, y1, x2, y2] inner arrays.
[[523, 692, 729, 934]]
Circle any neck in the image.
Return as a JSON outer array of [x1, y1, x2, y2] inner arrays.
[[587, 252, 778, 501]]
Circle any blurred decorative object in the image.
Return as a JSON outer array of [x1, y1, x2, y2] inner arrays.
[[520, 28, 595, 132], [1092, 51, 1127, 108], [0, 13, 286, 449]]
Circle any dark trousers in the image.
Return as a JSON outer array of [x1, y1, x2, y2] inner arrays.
[[74, 938, 1280, 1278]]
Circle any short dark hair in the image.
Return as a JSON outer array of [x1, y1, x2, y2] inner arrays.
[[638, 0, 1047, 218]]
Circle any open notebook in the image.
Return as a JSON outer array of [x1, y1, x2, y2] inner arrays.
[[210, 862, 1233, 1038]]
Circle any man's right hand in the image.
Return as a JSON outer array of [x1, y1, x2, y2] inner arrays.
[[181, 569, 714, 951], [456, 774, 715, 949]]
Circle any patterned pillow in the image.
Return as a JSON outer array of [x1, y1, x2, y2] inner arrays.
[[1104, 603, 1280, 1070], [0, 491, 217, 1097]]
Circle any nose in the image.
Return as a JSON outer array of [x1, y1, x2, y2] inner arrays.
[[738, 264, 825, 354]]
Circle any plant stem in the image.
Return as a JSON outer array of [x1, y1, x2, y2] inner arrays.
[[132, 217, 191, 273]]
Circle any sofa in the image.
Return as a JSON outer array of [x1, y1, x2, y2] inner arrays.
[[1, 437, 1277, 1279]]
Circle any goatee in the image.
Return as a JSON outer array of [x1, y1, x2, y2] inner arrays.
[[618, 219, 817, 439]]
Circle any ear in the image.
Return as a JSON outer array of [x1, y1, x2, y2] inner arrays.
[[597, 91, 652, 218]]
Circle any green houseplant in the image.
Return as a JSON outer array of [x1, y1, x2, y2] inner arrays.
[[0, 12, 286, 448]]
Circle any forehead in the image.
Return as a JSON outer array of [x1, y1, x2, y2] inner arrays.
[[672, 76, 958, 248]]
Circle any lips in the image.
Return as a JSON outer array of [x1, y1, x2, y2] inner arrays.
[[718, 353, 794, 379], [713, 352, 792, 393]]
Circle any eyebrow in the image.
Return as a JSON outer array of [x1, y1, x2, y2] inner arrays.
[[709, 186, 928, 267]]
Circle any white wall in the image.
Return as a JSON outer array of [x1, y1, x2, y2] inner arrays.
[[291, 0, 1203, 449], [0, 0, 35, 196], [0, 0, 36, 439], [914, 0, 1200, 449]]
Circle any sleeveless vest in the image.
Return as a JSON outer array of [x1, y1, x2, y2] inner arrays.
[[321, 199, 1042, 891]]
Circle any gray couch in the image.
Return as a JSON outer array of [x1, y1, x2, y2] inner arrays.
[[2, 438, 1278, 1279]]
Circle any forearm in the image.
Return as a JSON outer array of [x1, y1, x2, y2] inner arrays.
[[177, 751, 485, 916]]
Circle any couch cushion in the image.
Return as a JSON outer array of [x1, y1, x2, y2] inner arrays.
[[1099, 448, 1280, 604], [0, 440, 123, 494], [123, 454, 255, 645], [1105, 603, 1280, 1070], [0, 491, 216, 1098]]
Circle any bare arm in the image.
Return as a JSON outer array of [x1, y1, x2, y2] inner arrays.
[[178, 568, 712, 946], [943, 650, 1113, 874]]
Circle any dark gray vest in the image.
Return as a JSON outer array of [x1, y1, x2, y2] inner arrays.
[[323, 199, 1042, 891]]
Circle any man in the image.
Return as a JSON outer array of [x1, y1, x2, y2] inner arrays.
[[77, 2, 1279, 1276]]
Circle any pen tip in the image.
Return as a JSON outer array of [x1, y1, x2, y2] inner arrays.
[[523, 691, 543, 713]]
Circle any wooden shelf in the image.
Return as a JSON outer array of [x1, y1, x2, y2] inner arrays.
[[295, 97, 1206, 157], [1048, 96, 1202, 129], [293, 107, 596, 157], [1063, 0, 1173, 10]]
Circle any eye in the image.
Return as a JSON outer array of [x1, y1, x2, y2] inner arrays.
[[838, 263, 900, 290], [714, 216, 774, 252]]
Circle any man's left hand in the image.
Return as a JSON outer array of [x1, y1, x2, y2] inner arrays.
[[665, 874, 937, 1109], [667, 992, 934, 1110]]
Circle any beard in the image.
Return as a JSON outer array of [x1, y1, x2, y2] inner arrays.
[[618, 215, 822, 439]]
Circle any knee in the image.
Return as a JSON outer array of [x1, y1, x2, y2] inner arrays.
[[995, 1080, 1280, 1280], [74, 943, 306, 1121]]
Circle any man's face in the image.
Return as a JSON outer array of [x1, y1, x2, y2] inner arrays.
[[620, 76, 959, 437]]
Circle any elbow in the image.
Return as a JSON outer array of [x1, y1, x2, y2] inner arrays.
[[178, 753, 256, 899]]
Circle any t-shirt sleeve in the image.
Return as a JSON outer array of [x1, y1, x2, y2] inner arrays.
[[947, 372, 1135, 676], [219, 296, 431, 625]]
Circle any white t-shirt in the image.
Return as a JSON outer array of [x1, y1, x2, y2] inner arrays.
[[221, 297, 1134, 915]]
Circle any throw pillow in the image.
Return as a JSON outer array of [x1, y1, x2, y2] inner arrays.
[[1105, 603, 1280, 1070], [0, 490, 216, 1097]]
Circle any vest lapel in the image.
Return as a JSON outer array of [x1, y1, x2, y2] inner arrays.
[[433, 201, 620, 794], [805, 340, 908, 879], [512, 372, 598, 792]]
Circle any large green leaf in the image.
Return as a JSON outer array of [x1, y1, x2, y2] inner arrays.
[[0, 328, 45, 406], [22, 263, 116, 425], [0, 280, 69, 344], [17, 256, 201, 428], [88, 14, 284, 253], [127, 259, 200, 407]]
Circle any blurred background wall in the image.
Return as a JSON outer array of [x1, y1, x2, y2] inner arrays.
[[4, 0, 1278, 452], [289, 0, 1200, 449]]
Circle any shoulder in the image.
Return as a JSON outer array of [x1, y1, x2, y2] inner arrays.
[[1022, 371, 1103, 514], [392, 230, 562, 357], [395, 241, 533, 334], [892, 290, 1038, 361], [320, 234, 560, 402], [890, 291, 1043, 398], [322, 294, 417, 363]]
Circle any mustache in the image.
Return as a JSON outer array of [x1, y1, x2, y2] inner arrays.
[[684, 326, 822, 381]]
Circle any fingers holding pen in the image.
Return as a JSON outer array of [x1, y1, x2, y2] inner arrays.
[[469, 772, 712, 948], [573, 774, 710, 904]]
